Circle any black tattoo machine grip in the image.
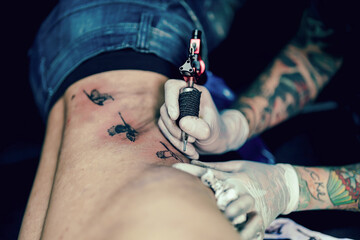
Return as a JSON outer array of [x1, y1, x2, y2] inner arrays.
[[178, 88, 202, 120]]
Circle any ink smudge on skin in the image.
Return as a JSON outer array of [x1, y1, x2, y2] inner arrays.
[[83, 89, 114, 105], [108, 112, 138, 142]]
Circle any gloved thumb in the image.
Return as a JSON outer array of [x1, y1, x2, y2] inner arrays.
[[179, 116, 211, 140], [192, 160, 248, 172]]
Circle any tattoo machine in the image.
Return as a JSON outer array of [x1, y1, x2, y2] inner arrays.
[[178, 29, 207, 152]]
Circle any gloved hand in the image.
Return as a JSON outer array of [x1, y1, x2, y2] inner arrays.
[[158, 79, 249, 159], [173, 160, 299, 240]]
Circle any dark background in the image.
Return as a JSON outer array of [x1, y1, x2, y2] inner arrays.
[[0, 1, 57, 239], [1, 0, 359, 239]]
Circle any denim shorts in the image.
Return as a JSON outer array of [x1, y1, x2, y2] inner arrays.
[[29, 0, 243, 120]]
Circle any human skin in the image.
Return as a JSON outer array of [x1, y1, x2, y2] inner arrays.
[[19, 98, 65, 240], [295, 164, 360, 212], [19, 70, 241, 240], [230, 10, 358, 213], [234, 10, 343, 138]]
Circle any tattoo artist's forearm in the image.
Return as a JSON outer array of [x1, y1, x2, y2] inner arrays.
[[295, 164, 360, 212], [234, 10, 342, 137], [235, 48, 314, 136]]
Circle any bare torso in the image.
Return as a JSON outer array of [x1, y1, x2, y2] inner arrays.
[[20, 70, 240, 240]]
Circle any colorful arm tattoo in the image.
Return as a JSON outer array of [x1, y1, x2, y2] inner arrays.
[[327, 166, 360, 210], [295, 164, 360, 212], [234, 9, 343, 137]]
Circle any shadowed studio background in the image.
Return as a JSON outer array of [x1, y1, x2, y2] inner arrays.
[[1, 0, 359, 239]]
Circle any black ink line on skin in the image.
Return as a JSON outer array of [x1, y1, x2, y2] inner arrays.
[[71, 94, 76, 100], [108, 112, 138, 142], [304, 168, 320, 181], [83, 89, 114, 105], [315, 182, 326, 201], [156, 141, 183, 162]]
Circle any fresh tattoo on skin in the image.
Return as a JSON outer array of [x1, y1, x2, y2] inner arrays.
[[108, 112, 138, 142], [83, 89, 114, 105], [156, 141, 183, 162]]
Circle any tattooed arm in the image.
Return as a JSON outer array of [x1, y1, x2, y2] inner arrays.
[[295, 164, 360, 212], [234, 9, 343, 137], [158, 9, 344, 158], [171, 159, 360, 239]]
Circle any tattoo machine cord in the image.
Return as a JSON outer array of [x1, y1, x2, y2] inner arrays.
[[178, 29, 206, 151]]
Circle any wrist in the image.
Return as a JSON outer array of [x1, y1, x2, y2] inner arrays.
[[221, 109, 249, 151], [276, 164, 300, 214]]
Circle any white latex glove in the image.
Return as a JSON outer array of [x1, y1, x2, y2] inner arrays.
[[158, 79, 249, 159], [173, 160, 299, 240]]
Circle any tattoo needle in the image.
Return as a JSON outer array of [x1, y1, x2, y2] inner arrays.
[[182, 131, 188, 151], [178, 29, 206, 153]]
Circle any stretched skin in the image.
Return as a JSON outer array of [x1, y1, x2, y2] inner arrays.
[[19, 70, 241, 240]]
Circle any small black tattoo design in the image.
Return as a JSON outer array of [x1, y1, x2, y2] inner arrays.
[[83, 89, 114, 105], [71, 94, 76, 100], [108, 112, 138, 142], [156, 141, 183, 162]]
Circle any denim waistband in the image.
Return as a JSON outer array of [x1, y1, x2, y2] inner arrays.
[[29, 0, 242, 120]]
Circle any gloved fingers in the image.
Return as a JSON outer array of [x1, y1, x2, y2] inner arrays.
[[159, 104, 196, 143], [216, 187, 239, 211], [200, 104, 219, 126], [159, 104, 182, 139], [158, 118, 199, 159], [173, 163, 230, 184], [225, 195, 255, 224], [192, 85, 220, 126], [172, 163, 207, 177], [194, 84, 213, 101], [164, 79, 187, 120], [179, 116, 211, 140], [237, 212, 264, 240], [195, 86, 220, 121], [191, 160, 247, 172]]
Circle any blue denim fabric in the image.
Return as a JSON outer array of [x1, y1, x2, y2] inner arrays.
[[29, 0, 243, 120]]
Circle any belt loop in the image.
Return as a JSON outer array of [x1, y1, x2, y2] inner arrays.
[[137, 13, 154, 50]]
